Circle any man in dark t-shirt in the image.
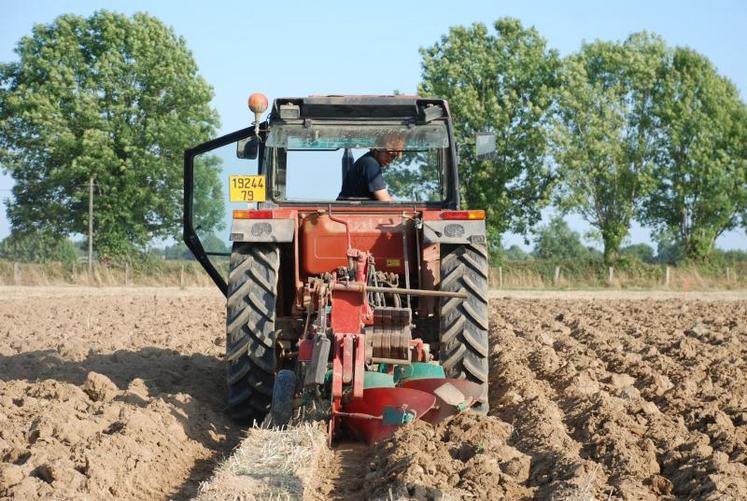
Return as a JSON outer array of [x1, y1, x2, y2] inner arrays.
[[338, 149, 401, 201]]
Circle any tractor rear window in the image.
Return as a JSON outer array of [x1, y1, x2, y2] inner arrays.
[[264, 123, 450, 203], [266, 123, 448, 150]]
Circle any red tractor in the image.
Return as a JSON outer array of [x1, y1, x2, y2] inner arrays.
[[184, 95, 490, 443]]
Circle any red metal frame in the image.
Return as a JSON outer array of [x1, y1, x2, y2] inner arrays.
[[232, 206, 479, 443]]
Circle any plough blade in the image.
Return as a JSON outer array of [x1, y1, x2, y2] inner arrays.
[[400, 378, 483, 425], [341, 387, 436, 444]]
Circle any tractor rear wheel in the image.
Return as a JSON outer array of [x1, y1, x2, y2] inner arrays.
[[439, 243, 490, 412], [225, 242, 279, 423]]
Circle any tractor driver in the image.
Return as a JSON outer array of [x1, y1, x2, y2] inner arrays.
[[338, 141, 403, 201]]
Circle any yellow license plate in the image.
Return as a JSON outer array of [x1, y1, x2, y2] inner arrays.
[[229, 175, 266, 202]]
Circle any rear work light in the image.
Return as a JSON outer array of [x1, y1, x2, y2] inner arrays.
[[440, 210, 485, 220], [233, 209, 273, 219]]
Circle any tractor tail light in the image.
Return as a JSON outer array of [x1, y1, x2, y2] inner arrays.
[[440, 210, 485, 220], [233, 209, 273, 219]]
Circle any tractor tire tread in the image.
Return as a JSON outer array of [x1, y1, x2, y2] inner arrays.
[[440, 315, 465, 346], [439, 243, 490, 412], [225, 242, 279, 423]]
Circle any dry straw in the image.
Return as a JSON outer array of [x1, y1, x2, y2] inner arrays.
[[196, 422, 329, 500]]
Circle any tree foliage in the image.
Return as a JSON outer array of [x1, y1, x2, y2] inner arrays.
[[160, 233, 228, 260], [653, 229, 684, 265], [0, 231, 79, 265], [553, 33, 666, 265], [419, 18, 561, 247], [532, 216, 591, 260], [0, 11, 223, 259], [503, 244, 529, 261], [640, 47, 747, 260], [386, 151, 440, 202], [620, 243, 656, 264]]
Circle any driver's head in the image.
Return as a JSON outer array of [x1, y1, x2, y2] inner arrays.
[[374, 149, 402, 166], [372, 134, 405, 167]]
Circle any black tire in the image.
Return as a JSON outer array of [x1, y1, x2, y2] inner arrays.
[[225, 242, 279, 423], [439, 243, 490, 412], [271, 370, 299, 427]]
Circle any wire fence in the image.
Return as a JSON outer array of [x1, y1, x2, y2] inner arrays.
[[1, 259, 745, 290], [488, 261, 747, 290], [0, 260, 216, 288]]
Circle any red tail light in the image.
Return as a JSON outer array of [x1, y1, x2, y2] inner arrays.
[[233, 209, 273, 219], [440, 210, 485, 220]]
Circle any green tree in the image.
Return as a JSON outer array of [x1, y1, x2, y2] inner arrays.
[[419, 18, 561, 247], [386, 152, 440, 202], [0, 231, 79, 265], [553, 33, 666, 265], [0, 11, 223, 259], [532, 216, 590, 260], [160, 240, 191, 260], [714, 248, 747, 263], [620, 243, 656, 263], [654, 229, 684, 264], [640, 47, 747, 260], [503, 244, 529, 261], [160, 233, 227, 260], [193, 155, 226, 235]]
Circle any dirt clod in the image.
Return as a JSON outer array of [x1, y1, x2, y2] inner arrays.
[[82, 371, 119, 401], [362, 413, 533, 500], [0, 463, 25, 488]]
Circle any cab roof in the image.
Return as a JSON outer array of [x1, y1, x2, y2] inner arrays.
[[270, 95, 450, 121]]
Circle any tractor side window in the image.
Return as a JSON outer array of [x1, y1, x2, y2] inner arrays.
[[191, 140, 260, 281]]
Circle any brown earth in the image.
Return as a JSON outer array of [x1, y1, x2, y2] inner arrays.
[[316, 295, 747, 500], [487, 296, 747, 500], [1, 288, 746, 500], [0, 287, 233, 500]]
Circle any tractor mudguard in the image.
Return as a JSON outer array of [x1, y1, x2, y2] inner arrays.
[[229, 219, 295, 243], [421, 219, 486, 245]]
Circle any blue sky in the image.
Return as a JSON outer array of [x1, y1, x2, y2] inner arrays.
[[2, 0, 746, 250]]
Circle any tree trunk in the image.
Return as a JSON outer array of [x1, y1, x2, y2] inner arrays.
[[601, 229, 624, 266]]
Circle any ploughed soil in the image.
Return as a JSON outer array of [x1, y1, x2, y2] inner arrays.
[[0, 287, 232, 500], [1, 287, 746, 500], [315, 294, 747, 500]]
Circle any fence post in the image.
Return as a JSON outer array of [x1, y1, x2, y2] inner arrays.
[[608, 266, 614, 286], [498, 266, 503, 289], [125, 262, 130, 287], [13, 262, 20, 286], [665, 266, 671, 288], [179, 265, 185, 289], [726, 267, 731, 282], [554, 266, 560, 287]]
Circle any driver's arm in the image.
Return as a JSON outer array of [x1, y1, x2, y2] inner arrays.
[[366, 158, 392, 201], [372, 188, 392, 201]]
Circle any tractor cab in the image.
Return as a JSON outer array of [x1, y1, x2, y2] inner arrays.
[[240, 96, 458, 205]]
